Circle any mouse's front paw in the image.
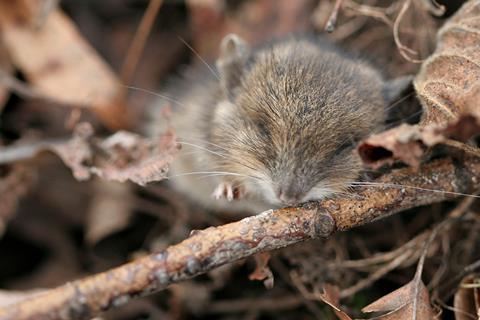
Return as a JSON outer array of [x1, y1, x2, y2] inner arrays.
[[212, 182, 245, 201]]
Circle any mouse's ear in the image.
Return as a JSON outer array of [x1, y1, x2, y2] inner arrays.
[[382, 75, 413, 103], [216, 33, 250, 99]]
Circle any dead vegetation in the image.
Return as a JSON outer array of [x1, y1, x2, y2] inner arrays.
[[0, 0, 480, 319]]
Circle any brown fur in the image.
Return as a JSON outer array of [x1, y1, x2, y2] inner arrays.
[[149, 35, 408, 211]]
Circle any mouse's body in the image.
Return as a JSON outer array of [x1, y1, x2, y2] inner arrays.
[[148, 34, 409, 213]]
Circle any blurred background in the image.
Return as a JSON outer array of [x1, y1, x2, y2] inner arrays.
[[0, 0, 474, 319]]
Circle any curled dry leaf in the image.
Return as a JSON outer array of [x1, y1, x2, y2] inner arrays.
[[248, 252, 274, 289], [0, 123, 180, 185], [89, 129, 180, 186], [358, 124, 427, 169], [55, 125, 180, 185], [362, 279, 434, 320], [358, 114, 480, 169], [318, 284, 352, 320], [414, 0, 480, 127], [50, 123, 94, 180], [0, 0, 130, 129], [453, 275, 480, 320]]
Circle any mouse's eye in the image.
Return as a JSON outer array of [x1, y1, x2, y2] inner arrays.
[[253, 118, 270, 137], [334, 137, 358, 156]]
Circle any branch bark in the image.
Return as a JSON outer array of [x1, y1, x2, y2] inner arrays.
[[1, 155, 479, 320]]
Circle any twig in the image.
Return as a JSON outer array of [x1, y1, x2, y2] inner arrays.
[[1, 155, 480, 319], [393, 0, 423, 63], [325, 0, 344, 32], [411, 197, 474, 319], [120, 0, 164, 85], [0, 139, 67, 165], [0, 71, 79, 109], [209, 295, 302, 314], [0, 70, 44, 100], [271, 258, 325, 318], [420, 0, 446, 16], [340, 248, 415, 298], [326, 231, 429, 270], [343, 0, 394, 27], [438, 259, 480, 301]]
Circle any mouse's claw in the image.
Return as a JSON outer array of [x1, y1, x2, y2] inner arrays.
[[212, 182, 245, 201]]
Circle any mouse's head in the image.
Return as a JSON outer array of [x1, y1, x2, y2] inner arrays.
[[210, 34, 410, 206]]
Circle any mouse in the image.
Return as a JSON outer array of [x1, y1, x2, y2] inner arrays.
[[148, 34, 411, 213]]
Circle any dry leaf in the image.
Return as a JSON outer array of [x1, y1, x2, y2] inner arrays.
[[51, 123, 94, 180], [358, 124, 427, 169], [85, 180, 133, 245], [89, 129, 180, 186], [0, 0, 130, 129], [0, 40, 13, 112], [52, 125, 180, 185], [362, 279, 434, 320], [453, 275, 480, 320], [248, 252, 274, 289], [0, 123, 180, 185], [358, 114, 480, 169], [414, 0, 480, 127], [318, 284, 353, 320]]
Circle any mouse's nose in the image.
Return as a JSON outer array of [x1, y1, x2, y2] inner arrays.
[[277, 188, 304, 206]]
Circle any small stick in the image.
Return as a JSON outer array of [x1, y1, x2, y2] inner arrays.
[[1, 156, 480, 320], [393, 0, 423, 63], [120, 0, 164, 85], [325, 0, 344, 32]]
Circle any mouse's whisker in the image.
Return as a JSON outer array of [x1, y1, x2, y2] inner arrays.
[[178, 36, 220, 81], [168, 171, 250, 179], [196, 172, 262, 182], [122, 85, 187, 108], [385, 91, 414, 112], [180, 142, 229, 158], [203, 165, 265, 182], [179, 138, 230, 153], [383, 108, 424, 130], [179, 140, 261, 174], [348, 181, 480, 199]]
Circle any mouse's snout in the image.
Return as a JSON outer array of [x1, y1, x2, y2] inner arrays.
[[276, 184, 306, 206]]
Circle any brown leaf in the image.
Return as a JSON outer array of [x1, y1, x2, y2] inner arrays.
[[85, 181, 133, 245], [414, 0, 480, 127], [362, 279, 434, 320], [53, 124, 180, 185], [50, 123, 94, 181], [89, 129, 180, 186], [0, 123, 180, 185], [0, 0, 130, 129], [358, 124, 426, 169], [453, 275, 480, 320], [318, 284, 353, 320], [248, 252, 274, 289], [358, 114, 480, 169], [0, 40, 13, 113]]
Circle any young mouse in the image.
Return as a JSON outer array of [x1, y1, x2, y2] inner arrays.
[[148, 34, 410, 213]]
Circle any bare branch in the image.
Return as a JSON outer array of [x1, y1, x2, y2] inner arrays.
[[121, 0, 164, 85], [1, 155, 479, 320]]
